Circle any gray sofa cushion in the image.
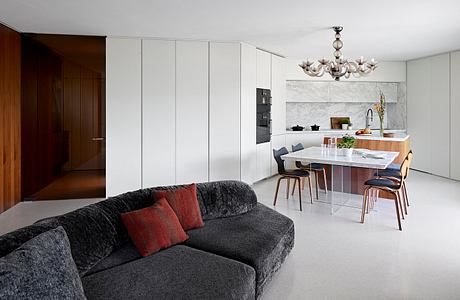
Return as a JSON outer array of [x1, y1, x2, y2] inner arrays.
[[0, 226, 86, 300], [82, 245, 256, 300], [85, 241, 141, 276], [0, 218, 60, 259], [184, 203, 295, 298]]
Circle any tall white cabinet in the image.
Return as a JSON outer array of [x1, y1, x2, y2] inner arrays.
[[142, 39, 176, 187], [451, 51, 460, 180], [209, 43, 241, 181], [407, 53, 452, 178], [175, 41, 209, 184], [240, 44, 257, 184], [106, 38, 142, 196]]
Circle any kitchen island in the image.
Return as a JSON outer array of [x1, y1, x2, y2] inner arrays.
[[321, 133, 410, 199]]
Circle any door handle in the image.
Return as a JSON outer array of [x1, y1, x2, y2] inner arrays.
[[92, 137, 105, 141]]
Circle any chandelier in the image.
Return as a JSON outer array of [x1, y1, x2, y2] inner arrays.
[[299, 26, 378, 81]]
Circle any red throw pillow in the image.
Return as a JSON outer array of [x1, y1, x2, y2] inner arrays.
[[153, 183, 204, 230], [121, 198, 188, 257]]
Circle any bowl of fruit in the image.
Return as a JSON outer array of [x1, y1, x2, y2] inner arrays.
[[355, 128, 372, 136]]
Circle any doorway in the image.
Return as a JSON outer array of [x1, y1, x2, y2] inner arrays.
[[21, 34, 106, 200]]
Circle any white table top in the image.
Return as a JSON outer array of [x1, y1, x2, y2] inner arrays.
[[281, 147, 399, 169]]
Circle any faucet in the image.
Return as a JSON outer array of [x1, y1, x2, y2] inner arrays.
[[366, 108, 373, 128]]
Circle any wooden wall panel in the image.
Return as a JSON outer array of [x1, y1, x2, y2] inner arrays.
[[0, 24, 21, 213]]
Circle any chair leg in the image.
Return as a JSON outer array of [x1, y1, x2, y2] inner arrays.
[[286, 179, 290, 199], [401, 188, 408, 215], [302, 177, 305, 190], [315, 171, 319, 199], [291, 179, 297, 196], [273, 177, 283, 206], [394, 191, 402, 231], [361, 187, 370, 223], [307, 176, 313, 204], [403, 181, 410, 207], [367, 188, 372, 214], [297, 178, 302, 211], [397, 190, 405, 220], [322, 169, 328, 194]]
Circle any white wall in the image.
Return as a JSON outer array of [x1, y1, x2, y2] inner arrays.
[[286, 59, 406, 82], [106, 38, 142, 196]]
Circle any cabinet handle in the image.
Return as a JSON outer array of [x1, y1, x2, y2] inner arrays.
[[92, 137, 105, 141]]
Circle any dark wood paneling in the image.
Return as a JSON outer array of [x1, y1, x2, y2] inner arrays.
[[0, 24, 21, 213], [21, 37, 65, 198]]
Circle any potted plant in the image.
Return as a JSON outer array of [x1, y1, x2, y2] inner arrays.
[[338, 135, 356, 157], [374, 91, 386, 137], [340, 118, 350, 130]]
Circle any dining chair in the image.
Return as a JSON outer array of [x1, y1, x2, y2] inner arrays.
[[273, 147, 313, 211], [373, 150, 413, 214], [361, 157, 410, 231], [291, 143, 328, 199]]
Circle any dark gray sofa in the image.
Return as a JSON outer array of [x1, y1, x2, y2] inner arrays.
[[0, 181, 294, 300]]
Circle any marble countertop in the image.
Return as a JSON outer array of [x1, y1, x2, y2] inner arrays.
[[284, 129, 409, 142], [281, 146, 399, 169]]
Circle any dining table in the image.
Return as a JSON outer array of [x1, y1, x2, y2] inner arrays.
[[281, 146, 400, 214]]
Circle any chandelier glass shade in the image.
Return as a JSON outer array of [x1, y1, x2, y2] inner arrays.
[[299, 26, 378, 81]]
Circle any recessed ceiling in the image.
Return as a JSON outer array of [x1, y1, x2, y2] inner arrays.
[[1, 0, 460, 61]]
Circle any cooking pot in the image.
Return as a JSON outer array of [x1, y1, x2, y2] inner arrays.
[[291, 125, 304, 131], [311, 124, 320, 131]]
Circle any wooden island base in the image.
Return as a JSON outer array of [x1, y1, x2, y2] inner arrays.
[[320, 136, 410, 199]]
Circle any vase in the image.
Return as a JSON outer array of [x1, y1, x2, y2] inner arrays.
[[344, 148, 353, 157], [379, 117, 384, 137]]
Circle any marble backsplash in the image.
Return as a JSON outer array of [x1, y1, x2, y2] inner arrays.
[[286, 83, 406, 130]]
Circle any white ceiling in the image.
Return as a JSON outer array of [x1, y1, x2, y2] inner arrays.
[[2, 0, 460, 61]]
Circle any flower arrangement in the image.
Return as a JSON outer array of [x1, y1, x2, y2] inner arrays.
[[374, 91, 386, 137]]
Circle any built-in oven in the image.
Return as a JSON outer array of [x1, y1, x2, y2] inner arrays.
[[256, 88, 271, 144]]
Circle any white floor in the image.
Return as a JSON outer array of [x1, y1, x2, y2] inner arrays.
[[256, 171, 460, 300], [1, 171, 460, 299]]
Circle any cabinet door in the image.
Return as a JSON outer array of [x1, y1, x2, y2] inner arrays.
[[240, 43, 257, 184], [106, 38, 142, 196], [271, 55, 286, 135], [451, 51, 460, 180], [142, 39, 176, 187], [407, 58, 431, 172], [256, 50, 271, 89], [430, 54, 450, 177], [256, 142, 272, 181], [176, 41, 209, 184], [209, 42, 241, 181]]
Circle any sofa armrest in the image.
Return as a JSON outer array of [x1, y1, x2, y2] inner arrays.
[[196, 181, 257, 220]]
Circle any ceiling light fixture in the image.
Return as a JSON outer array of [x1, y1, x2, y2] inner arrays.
[[299, 26, 378, 81]]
